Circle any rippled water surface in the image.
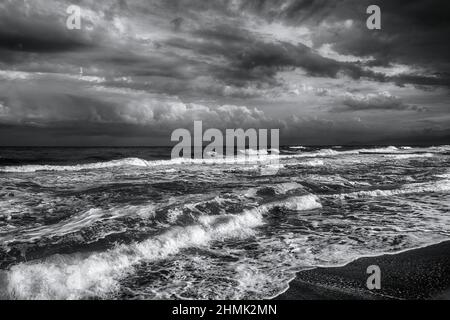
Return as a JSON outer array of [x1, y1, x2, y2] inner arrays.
[[0, 145, 449, 299]]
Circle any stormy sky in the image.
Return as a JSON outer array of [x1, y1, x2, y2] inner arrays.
[[0, 0, 449, 146]]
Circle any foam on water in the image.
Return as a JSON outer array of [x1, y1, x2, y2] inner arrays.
[[271, 182, 304, 195], [384, 153, 434, 159], [0, 157, 153, 172], [269, 194, 322, 211], [0, 203, 157, 245], [0, 145, 446, 173], [0, 155, 283, 173], [356, 146, 399, 153], [0, 145, 448, 300], [3, 207, 266, 299], [333, 178, 450, 200], [1, 192, 324, 300], [0, 146, 425, 173]]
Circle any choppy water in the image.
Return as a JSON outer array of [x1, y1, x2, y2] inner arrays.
[[0, 145, 449, 299]]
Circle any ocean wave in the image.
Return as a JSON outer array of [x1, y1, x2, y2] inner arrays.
[[0, 203, 157, 246], [1, 145, 446, 173], [384, 153, 434, 159], [270, 182, 304, 195], [429, 145, 450, 152], [356, 145, 449, 155], [2, 207, 266, 300], [243, 182, 307, 199], [286, 159, 325, 167], [435, 172, 450, 179], [356, 146, 399, 153], [239, 148, 279, 156], [0, 157, 153, 173], [1, 193, 321, 299], [0, 147, 349, 173], [304, 174, 371, 188], [0, 154, 285, 173], [269, 194, 322, 211], [333, 179, 450, 200], [288, 146, 307, 150]]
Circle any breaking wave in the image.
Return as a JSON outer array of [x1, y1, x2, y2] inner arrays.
[[356, 146, 399, 153], [384, 153, 434, 159], [1, 193, 321, 300], [2, 208, 265, 299], [0, 155, 283, 173], [2, 145, 445, 173], [0, 203, 157, 246], [268, 194, 322, 211], [333, 179, 450, 200], [0, 157, 153, 173]]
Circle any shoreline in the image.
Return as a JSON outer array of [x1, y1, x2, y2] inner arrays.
[[275, 240, 450, 300]]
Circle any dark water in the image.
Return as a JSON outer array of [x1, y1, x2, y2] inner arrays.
[[0, 145, 449, 299]]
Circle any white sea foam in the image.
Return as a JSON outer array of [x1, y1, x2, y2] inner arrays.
[[0, 157, 153, 173], [4, 208, 266, 300], [308, 148, 340, 156], [333, 179, 450, 200], [289, 146, 307, 150], [259, 163, 284, 175], [384, 153, 434, 159], [277, 149, 352, 160], [2, 193, 322, 300], [0, 204, 157, 245], [0, 155, 284, 173], [435, 172, 450, 179], [0, 147, 350, 173], [304, 174, 370, 187], [429, 145, 450, 152], [1, 145, 445, 173], [166, 208, 183, 224], [356, 146, 399, 153], [270, 195, 322, 211], [271, 182, 304, 195], [244, 183, 307, 199], [261, 194, 322, 211], [299, 159, 325, 166]]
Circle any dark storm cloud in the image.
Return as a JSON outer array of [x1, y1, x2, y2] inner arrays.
[[340, 92, 427, 112], [292, 0, 450, 75], [166, 25, 386, 88], [0, 2, 93, 54], [391, 73, 450, 87], [0, 18, 89, 53], [221, 0, 450, 86], [0, 0, 449, 145], [2, 0, 448, 89]]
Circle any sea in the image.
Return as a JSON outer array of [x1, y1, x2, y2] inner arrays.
[[0, 145, 449, 299]]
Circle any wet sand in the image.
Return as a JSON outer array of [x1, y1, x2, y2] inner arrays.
[[275, 241, 450, 300]]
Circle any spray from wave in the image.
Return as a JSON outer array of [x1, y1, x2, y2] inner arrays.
[[1, 193, 321, 300]]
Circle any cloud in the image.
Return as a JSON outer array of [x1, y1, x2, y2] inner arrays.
[[0, 77, 269, 133], [0, 0, 449, 145], [0, 1, 96, 53], [341, 91, 427, 112]]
